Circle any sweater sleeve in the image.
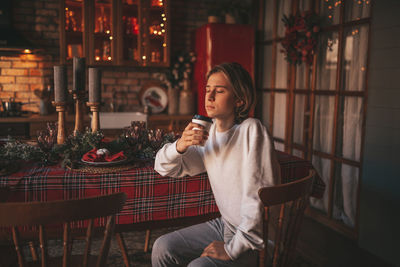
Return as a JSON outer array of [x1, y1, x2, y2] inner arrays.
[[224, 120, 280, 260], [154, 140, 206, 177]]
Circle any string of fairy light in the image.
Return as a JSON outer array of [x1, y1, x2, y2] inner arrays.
[[143, 0, 167, 61], [324, 0, 369, 73], [324, 0, 370, 21]]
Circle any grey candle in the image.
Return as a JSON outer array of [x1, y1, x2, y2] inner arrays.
[[73, 57, 85, 91], [88, 68, 101, 103], [54, 65, 67, 102]]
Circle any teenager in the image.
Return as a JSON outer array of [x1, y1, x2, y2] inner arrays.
[[152, 62, 280, 267]]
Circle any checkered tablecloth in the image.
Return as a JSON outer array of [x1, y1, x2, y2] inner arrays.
[[0, 151, 324, 226]]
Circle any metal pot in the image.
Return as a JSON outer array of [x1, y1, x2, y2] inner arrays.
[[1, 98, 33, 112]]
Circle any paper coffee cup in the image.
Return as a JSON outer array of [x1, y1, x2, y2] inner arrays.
[[192, 114, 213, 131]]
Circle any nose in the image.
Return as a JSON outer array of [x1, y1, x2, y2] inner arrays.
[[207, 90, 215, 101]]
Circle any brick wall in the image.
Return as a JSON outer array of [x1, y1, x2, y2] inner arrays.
[[0, 0, 214, 113]]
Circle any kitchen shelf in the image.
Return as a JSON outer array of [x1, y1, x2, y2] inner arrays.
[[60, 0, 170, 67]]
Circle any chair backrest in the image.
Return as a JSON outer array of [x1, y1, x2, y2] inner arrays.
[[258, 170, 315, 267], [0, 192, 126, 267]]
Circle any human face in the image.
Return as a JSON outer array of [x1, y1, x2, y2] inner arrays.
[[205, 72, 238, 122]]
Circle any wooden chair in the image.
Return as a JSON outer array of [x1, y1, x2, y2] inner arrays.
[[0, 192, 126, 267], [258, 170, 315, 267]]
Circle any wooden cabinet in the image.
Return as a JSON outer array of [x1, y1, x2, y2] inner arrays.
[[60, 0, 170, 67], [148, 114, 192, 133]]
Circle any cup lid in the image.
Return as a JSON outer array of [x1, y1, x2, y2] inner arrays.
[[193, 114, 213, 123]]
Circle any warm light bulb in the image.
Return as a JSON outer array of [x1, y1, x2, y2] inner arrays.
[[162, 43, 166, 47], [23, 49, 32, 54], [106, 30, 110, 34], [158, 32, 162, 35], [160, 23, 164, 27], [161, 14, 165, 17], [154, 30, 158, 34], [142, 55, 146, 60], [163, 17, 166, 21], [109, 36, 113, 40], [108, 56, 112, 61], [161, 29, 165, 33], [95, 56, 100, 61]]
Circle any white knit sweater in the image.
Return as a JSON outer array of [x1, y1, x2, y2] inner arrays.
[[154, 118, 280, 260]]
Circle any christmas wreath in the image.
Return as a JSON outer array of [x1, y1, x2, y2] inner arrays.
[[281, 11, 321, 65]]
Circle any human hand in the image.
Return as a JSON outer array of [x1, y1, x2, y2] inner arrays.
[[176, 122, 209, 153], [200, 241, 230, 261]]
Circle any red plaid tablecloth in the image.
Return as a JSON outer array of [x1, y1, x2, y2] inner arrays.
[[0, 151, 324, 226]]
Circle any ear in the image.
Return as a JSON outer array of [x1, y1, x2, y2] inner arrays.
[[236, 99, 244, 108]]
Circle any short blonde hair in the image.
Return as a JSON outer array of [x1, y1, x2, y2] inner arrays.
[[206, 62, 256, 123]]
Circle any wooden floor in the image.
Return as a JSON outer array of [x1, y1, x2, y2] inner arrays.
[[297, 216, 394, 267], [1, 216, 395, 267]]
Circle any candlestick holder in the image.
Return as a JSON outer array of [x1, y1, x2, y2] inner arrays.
[[87, 102, 100, 132], [70, 89, 86, 135], [52, 101, 67, 144]]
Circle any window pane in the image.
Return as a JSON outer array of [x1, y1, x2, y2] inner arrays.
[[261, 92, 271, 130], [341, 25, 369, 91], [319, 0, 341, 26], [274, 141, 285, 152], [316, 31, 339, 91], [336, 96, 363, 161], [263, 0, 274, 40], [313, 95, 335, 154], [262, 45, 273, 89], [276, 45, 288, 89], [345, 0, 371, 22], [293, 94, 305, 145], [277, 0, 292, 38], [333, 163, 359, 227], [273, 93, 287, 139], [293, 148, 304, 158], [310, 154, 330, 214], [296, 63, 310, 89], [298, 0, 311, 12]]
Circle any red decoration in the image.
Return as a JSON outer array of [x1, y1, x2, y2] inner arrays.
[[281, 11, 321, 65]]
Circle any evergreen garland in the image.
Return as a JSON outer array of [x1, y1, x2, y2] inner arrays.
[[0, 122, 178, 172]]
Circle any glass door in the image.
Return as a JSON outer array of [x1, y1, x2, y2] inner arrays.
[[141, 0, 169, 66], [121, 0, 140, 65], [62, 0, 85, 63], [92, 0, 114, 64]]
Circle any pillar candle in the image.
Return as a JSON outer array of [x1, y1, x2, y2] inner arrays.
[[54, 65, 67, 102], [88, 68, 101, 103], [73, 57, 85, 91]]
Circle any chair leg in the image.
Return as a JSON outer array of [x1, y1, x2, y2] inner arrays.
[[28, 241, 38, 261], [116, 233, 131, 267], [144, 230, 151, 253]]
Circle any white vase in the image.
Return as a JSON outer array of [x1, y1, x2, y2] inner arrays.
[[179, 89, 194, 115], [225, 13, 236, 24], [168, 86, 179, 115]]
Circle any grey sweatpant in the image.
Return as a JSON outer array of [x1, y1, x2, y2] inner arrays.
[[151, 217, 259, 267]]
